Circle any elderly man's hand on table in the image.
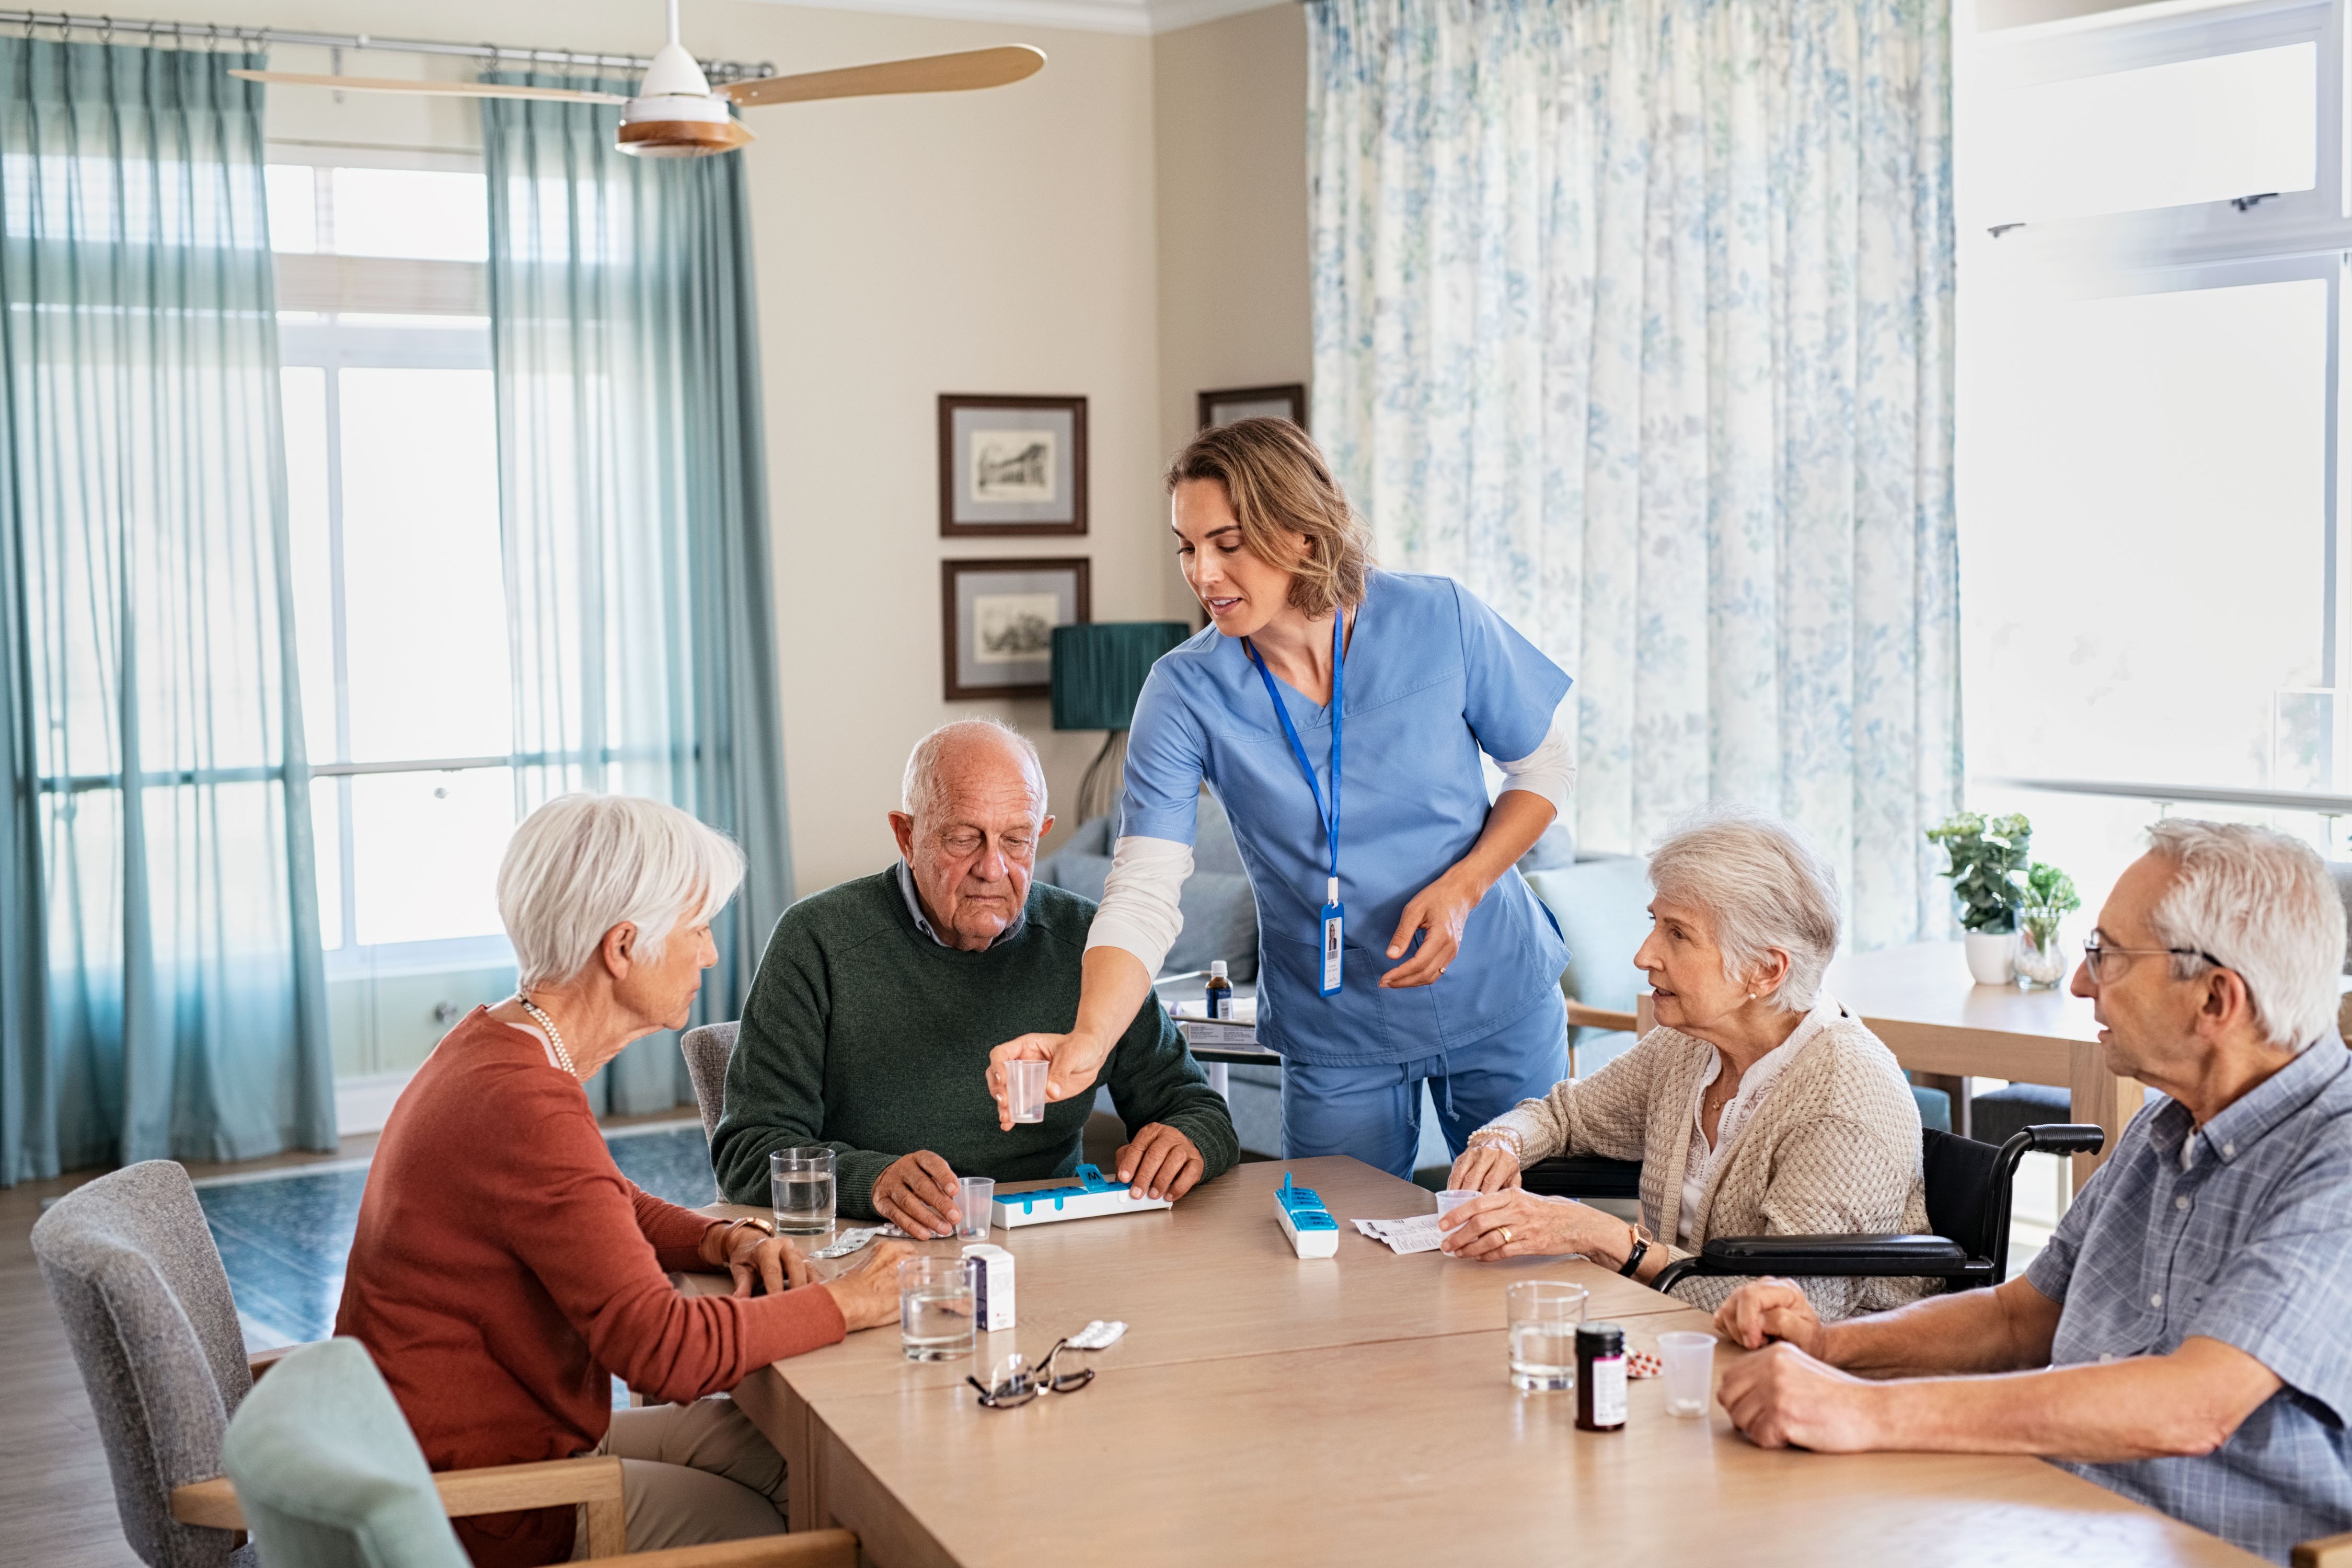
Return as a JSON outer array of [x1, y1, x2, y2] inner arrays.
[[1112, 1123, 1205, 1201], [1716, 1342, 1886, 1452], [1713, 1276, 1830, 1358], [815, 1240, 917, 1331], [873, 1150, 963, 1239]]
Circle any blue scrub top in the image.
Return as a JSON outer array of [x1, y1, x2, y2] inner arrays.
[[1119, 569, 1573, 1067]]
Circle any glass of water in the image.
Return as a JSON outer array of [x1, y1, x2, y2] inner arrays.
[[898, 1256, 977, 1362], [770, 1146, 836, 1238], [1505, 1280, 1588, 1392]]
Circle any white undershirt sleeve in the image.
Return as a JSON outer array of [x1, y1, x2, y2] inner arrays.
[[1083, 835, 1195, 978], [1492, 712, 1576, 815]]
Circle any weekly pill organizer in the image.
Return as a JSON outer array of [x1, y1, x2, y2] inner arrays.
[[991, 1164, 1174, 1228]]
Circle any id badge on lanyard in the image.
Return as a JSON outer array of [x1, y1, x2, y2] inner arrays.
[[1247, 614, 1345, 999]]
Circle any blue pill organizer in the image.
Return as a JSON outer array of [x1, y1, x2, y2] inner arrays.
[[1275, 1171, 1339, 1258], [990, 1164, 1174, 1229]]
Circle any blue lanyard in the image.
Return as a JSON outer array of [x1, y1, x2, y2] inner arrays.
[[1243, 612, 1343, 886]]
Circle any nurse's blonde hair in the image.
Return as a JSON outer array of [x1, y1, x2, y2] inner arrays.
[[1166, 418, 1374, 619]]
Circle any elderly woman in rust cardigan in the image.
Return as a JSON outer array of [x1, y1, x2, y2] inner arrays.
[[336, 794, 912, 1567]]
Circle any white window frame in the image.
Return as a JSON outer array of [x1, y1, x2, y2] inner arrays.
[[271, 142, 514, 978], [1959, 0, 2352, 819]]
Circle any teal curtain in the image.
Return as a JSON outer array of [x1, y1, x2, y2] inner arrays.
[[481, 79, 790, 1115], [0, 41, 335, 1183]]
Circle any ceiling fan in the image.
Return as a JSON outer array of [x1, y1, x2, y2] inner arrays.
[[230, 0, 1045, 158]]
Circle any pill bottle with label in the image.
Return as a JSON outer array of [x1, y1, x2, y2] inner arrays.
[[1205, 960, 1234, 1020], [1576, 1322, 1627, 1432]]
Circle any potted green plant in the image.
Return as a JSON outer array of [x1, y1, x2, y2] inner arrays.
[[1925, 811, 2033, 984], [2014, 862, 2080, 989]]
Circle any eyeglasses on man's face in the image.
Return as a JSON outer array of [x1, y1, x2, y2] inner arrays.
[[2078, 931, 2227, 986], [966, 1339, 1097, 1409]]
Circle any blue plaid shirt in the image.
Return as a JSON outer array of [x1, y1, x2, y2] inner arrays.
[[2024, 1038, 2352, 1563]]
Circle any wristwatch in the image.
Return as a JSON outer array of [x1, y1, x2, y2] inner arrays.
[[1617, 1219, 1653, 1278]]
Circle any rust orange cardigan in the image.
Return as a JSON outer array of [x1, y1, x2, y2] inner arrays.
[[336, 1007, 844, 1565]]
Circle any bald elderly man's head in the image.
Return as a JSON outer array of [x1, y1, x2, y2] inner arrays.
[[889, 720, 1055, 951]]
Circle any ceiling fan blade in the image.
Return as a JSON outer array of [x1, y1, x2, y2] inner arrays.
[[228, 71, 629, 105], [720, 45, 1045, 109]]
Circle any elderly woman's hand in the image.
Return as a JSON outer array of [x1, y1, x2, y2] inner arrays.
[[1438, 1190, 1630, 1265], [1446, 1135, 1523, 1194], [817, 1239, 917, 1332], [707, 1221, 813, 1298]]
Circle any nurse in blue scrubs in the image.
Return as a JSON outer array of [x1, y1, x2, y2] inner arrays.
[[987, 418, 1576, 1180]]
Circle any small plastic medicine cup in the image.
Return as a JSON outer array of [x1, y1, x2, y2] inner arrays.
[[1433, 1189, 1480, 1220], [1007, 1059, 1048, 1124], [1658, 1330, 1717, 1417], [957, 1176, 995, 1242]]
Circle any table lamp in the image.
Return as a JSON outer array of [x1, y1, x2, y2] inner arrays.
[[1051, 621, 1192, 823]]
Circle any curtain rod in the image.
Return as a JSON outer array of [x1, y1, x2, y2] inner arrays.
[[0, 9, 774, 81]]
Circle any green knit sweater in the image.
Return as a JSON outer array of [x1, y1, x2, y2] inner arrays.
[[711, 868, 1239, 1216]]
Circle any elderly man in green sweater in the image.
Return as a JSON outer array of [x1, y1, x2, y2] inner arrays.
[[713, 719, 1238, 1236]]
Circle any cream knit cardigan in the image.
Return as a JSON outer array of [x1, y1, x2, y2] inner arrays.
[[1489, 996, 1933, 1319]]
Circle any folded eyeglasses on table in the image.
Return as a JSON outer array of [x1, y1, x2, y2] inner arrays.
[[966, 1334, 1113, 1409]]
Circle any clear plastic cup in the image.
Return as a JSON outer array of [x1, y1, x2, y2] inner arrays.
[[1434, 1189, 1480, 1218], [958, 1176, 995, 1242], [1007, 1059, 1048, 1124], [770, 1146, 835, 1237], [898, 1256, 976, 1362], [1658, 1330, 1717, 1417], [1505, 1280, 1587, 1391]]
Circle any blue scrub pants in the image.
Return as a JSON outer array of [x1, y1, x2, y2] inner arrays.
[[1278, 989, 1569, 1180]]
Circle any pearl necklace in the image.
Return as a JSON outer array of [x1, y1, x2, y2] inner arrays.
[[514, 994, 578, 1078]]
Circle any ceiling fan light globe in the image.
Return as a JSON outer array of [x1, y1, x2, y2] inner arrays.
[[621, 93, 730, 125]]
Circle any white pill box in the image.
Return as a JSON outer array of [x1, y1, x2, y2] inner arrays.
[[961, 1243, 1017, 1331]]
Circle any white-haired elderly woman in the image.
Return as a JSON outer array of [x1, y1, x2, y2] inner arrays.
[[335, 795, 911, 1568], [1438, 811, 1932, 1319]]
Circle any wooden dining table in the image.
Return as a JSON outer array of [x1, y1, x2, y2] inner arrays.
[[690, 1156, 2259, 1567]]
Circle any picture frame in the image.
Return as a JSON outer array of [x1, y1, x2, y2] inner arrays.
[[1197, 382, 1308, 432], [938, 394, 1088, 537], [941, 557, 1092, 701]]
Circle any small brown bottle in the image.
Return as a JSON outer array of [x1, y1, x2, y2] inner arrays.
[[1205, 960, 1234, 1020], [1576, 1323, 1627, 1431]]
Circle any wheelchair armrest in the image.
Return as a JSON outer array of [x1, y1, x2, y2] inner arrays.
[[1519, 1156, 1643, 1200], [1691, 1232, 1973, 1277]]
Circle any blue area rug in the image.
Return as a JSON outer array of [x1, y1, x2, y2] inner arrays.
[[195, 1120, 719, 1350]]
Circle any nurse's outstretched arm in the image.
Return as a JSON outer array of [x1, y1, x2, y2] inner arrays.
[[1380, 788, 1558, 988], [986, 946, 1158, 1128]]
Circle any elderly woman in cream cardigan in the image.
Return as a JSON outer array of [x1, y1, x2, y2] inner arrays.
[[1440, 811, 1930, 1319]]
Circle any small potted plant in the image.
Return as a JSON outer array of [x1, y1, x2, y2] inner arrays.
[[1926, 811, 2032, 984], [2014, 862, 2080, 989]]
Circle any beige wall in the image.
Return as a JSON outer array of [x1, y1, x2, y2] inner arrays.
[[129, 0, 1308, 901], [1151, 5, 1313, 472]]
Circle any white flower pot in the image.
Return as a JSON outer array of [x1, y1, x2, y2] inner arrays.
[[1964, 930, 2015, 986]]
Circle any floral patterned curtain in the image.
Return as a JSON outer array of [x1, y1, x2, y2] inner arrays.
[[1309, 0, 1959, 949]]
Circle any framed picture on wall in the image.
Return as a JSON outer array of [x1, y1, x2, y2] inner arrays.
[[1198, 382, 1308, 431], [941, 557, 1092, 700], [938, 394, 1088, 536]]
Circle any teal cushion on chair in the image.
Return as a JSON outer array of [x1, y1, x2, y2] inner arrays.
[[221, 1338, 470, 1568], [1524, 857, 1653, 1019]]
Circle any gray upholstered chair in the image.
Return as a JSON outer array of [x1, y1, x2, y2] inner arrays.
[[681, 1021, 740, 1147], [30, 1160, 267, 1568], [220, 1338, 856, 1567]]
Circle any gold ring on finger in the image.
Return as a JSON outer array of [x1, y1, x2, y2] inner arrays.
[[1501, 1227, 1513, 1244]]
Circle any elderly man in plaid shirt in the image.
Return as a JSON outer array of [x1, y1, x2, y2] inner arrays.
[[1711, 820, 2352, 1564]]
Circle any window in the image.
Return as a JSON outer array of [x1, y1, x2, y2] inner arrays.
[[1958, 0, 2351, 897], [271, 151, 517, 970]]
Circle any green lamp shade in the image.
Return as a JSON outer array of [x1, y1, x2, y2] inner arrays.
[[1051, 621, 1191, 731]]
